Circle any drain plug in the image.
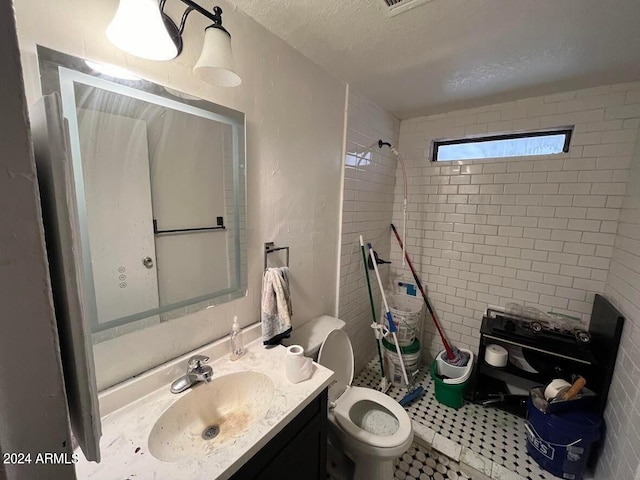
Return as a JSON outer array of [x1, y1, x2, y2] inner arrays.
[[202, 425, 220, 440]]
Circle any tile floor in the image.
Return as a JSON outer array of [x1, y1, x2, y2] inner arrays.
[[393, 443, 488, 480], [352, 358, 559, 480]]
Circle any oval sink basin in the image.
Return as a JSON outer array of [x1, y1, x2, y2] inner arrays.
[[148, 371, 275, 462]]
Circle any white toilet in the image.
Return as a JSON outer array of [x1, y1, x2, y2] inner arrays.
[[286, 316, 413, 480]]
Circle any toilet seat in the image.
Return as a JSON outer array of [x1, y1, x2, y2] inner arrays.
[[333, 386, 412, 449], [318, 329, 412, 450]]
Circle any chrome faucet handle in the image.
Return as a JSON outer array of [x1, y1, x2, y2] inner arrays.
[[188, 355, 210, 371]]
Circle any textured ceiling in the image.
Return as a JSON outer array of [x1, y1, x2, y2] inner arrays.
[[226, 0, 640, 118]]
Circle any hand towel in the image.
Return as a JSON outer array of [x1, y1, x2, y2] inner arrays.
[[261, 267, 293, 345]]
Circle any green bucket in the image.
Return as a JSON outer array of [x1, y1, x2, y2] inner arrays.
[[430, 360, 468, 409]]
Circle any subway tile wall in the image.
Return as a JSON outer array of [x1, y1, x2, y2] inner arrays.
[[338, 88, 400, 373], [598, 132, 640, 479], [391, 82, 640, 360]]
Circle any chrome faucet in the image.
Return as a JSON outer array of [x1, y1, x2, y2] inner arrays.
[[170, 355, 213, 394]]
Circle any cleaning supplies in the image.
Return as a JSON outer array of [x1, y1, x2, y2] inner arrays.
[[391, 223, 469, 367], [229, 316, 244, 360], [368, 241, 424, 406]]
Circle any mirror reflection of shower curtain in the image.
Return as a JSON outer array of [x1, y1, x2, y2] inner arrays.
[[77, 108, 161, 327]]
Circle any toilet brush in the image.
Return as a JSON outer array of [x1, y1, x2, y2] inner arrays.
[[367, 242, 424, 405], [359, 235, 389, 393]]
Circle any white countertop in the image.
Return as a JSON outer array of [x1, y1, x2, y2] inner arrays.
[[75, 339, 334, 480]]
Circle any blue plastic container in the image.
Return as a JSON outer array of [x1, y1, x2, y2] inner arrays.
[[526, 398, 602, 480]]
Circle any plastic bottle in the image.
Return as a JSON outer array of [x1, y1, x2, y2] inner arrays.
[[229, 316, 244, 361]]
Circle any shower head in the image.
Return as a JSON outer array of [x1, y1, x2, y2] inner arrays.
[[378, 139, 400, 157]]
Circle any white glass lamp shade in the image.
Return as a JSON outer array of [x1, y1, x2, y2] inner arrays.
[[106, 0, 178, 61], [193, 27, 241, 87]]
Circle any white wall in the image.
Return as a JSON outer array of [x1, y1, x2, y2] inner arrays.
[[15, 0, 346, 389], [338, 88, 400, 372], [599, 118, 640, 479], [394, 83, 640, 359], [0, 3, 74, 479]]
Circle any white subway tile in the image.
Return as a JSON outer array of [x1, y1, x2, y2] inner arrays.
[[539, 217, 569, 229], [591, 182, 627, 196], [507, 161, 535, 173], [522, 249, 549, 261], [517, 270, 543, 282], [548, 252, 579, 265], [533, 261, 561, 274], [542, 195, 573, 206], [560, 264, 592, 279], [578, 256, 611, 270], [527, 206, 556, 217], [534, 239, 564, 252], [523, 227, 552, 239], [573, 195, 607, 207], [559, 183, 592, 195], [512, 216, 539, 227], [568, 219, 602, 232], [579, 169, 613, 182], [540, 294, 569, 309], [587, 208, 620, 221], [582, 232, 616, 245], [562, 158, 596, 171], [509, 237, 536, 249], [564, 242, 596, 255], [555, 207, 587, 218], [530, 183, 560, 194], [542, 273, 574, 288], [528, 282, 556, 295]]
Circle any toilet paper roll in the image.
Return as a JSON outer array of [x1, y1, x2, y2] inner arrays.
[[285, 345, 314, 384], [544, 379, 571, 401], [484, 344, 508, 367]]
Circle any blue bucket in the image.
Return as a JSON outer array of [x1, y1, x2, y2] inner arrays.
[[526, 398, 601, 480]]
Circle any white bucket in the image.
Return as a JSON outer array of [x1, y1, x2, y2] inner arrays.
[[386, 294, 423, 346], [382, 337, 421, 387], [435, 349, 475, 385]]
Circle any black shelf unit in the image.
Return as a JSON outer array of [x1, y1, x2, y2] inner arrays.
[[469, 294, 624, 417]]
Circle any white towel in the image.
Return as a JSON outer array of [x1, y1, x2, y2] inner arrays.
[[261, 267, 293, 345]]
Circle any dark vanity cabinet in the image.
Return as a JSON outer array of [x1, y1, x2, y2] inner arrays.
[[229, 388, 328, 480]]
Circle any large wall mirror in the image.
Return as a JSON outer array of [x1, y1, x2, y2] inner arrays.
[[37, 47, 247, 345]]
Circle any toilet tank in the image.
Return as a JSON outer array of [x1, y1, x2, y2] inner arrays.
[[282, 315, 346, 360]]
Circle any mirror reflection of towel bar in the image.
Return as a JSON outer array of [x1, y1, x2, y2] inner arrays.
[[264, 242, 290, 270], [153, 218, 226, 235]]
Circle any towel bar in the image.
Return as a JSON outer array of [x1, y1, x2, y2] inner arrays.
[[264, 242, 290, 270]]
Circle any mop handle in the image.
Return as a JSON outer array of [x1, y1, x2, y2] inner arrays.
[[390, 223, 456, 360], [368, 243, 410, 387], [359, 235, 385, 378], [367, 243, 396, 333]]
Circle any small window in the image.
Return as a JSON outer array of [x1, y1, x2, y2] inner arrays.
[[432, 128, 573, 162]]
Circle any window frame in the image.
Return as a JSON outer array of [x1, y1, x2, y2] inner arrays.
[[430, 127, 574, 162]]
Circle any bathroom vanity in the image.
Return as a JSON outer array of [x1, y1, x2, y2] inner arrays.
[[74, 338, 334, 479]]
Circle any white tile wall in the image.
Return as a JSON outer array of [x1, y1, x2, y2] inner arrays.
[[598, 128, 640, 479], [338, 88, 400, 372], [391, 82, 640, 360]]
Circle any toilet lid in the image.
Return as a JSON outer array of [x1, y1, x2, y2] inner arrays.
[[317, 329, 354, 403]]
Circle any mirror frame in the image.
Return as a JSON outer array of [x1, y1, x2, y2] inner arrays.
[[37, 45, 248, 338]]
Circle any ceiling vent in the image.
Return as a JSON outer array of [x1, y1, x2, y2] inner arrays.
[[381, 0, 432, 17]]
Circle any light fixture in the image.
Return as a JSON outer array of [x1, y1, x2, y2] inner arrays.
[[106, 0, 241, 87]]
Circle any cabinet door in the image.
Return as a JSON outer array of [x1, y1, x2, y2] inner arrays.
[[255, 415, 326, 480]]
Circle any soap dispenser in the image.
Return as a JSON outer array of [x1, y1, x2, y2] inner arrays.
[[229, 316, 244, 361]]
